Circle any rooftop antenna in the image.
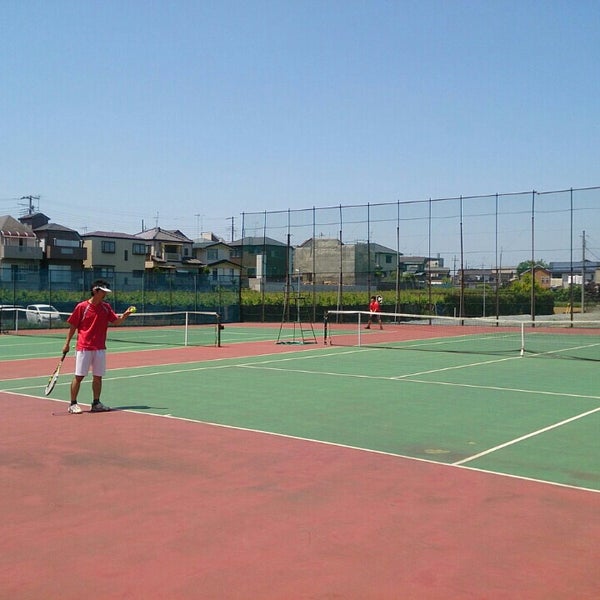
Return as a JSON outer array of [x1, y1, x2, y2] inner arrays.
[[195, 213, 204, 240]]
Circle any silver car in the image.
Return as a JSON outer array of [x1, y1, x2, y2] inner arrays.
[[26, 304, 62, 324]]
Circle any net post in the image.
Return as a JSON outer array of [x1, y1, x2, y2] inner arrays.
[[323, 312, 329, 345], [184, 311, 189, 346], [358, 312, 362, 347], [519, 322, 525, 356], [216, 313, 222, 347]]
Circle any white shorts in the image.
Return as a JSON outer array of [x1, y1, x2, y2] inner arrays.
[[75, 350, 107, 377]]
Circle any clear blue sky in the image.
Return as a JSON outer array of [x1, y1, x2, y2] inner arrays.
[[1, 0, 598, 261]]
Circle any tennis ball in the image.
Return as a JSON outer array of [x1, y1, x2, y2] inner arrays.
[[129, 306, 137, 313]]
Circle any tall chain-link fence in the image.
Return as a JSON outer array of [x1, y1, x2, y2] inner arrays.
[[0, 269, 241, 322], [241, 186, 600, 319], [1, 186, 598, 323]]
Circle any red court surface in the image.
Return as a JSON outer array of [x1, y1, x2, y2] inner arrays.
[[2, 389, 599, 599]]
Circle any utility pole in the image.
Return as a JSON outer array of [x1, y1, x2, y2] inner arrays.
[[19, 195, 40, 215], [227, 216, 235, 242], [581, 230, 586, 313]]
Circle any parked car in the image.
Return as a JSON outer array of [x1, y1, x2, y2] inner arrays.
[[26, 304, 62, 324]]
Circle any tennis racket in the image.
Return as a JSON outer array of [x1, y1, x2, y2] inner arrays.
[[45, 352, 67, 396]]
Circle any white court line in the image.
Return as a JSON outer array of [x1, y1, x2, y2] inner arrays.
[[0, 363, 235, 392], [454, 405, 600, 466], [4, 388, 597, 495], [2, 380, 599, 496], [233, 347, 369, 367], [238, 364, 385, 381], [4, 347, 600, 488], [0, 347, 340, 384], [236, 363, 600, 400], [390, 354, 521, 378], [5, 345, 600, 404], [229, 344, 519, 373], [404, 377, 600, 401], [0, 349, 366, 391], [232, 349, 600, 401]]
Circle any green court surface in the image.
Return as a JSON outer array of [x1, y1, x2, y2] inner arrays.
[[0, 324, 300, 360], [2, 332, 599, 493]]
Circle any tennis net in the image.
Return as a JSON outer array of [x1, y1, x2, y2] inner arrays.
[[2, 307, 222, 347], [324, 310, 600, 360]]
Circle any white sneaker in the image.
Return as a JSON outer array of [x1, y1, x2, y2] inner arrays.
[[68, 403, 82, 414]]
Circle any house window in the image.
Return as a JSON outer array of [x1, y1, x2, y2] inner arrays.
[[49, 265, 71, 284], [124, 250, 129, 261], [132, 243, 146, 255], [54, 238, 80, 248], [101, 241, 116, 253], [95, 267, 115, 279], [207, 249, 218, 260]]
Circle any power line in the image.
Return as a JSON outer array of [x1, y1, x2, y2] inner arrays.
[[19, 195, 40, 215]]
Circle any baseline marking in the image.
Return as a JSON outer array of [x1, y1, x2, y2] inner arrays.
[[2, 388, 598, 495], [9, 387, 599, 495]]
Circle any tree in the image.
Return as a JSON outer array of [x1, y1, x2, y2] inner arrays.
[[516, 259, 549, 277]]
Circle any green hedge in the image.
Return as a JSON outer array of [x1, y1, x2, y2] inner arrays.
[[0, 285, 560, 321]]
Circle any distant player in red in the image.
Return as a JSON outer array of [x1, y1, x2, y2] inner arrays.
[[365, 295, 383, 330], [62, 280, 135, 414]]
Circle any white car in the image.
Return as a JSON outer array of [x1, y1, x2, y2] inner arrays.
[[26, 304, 62, 324]]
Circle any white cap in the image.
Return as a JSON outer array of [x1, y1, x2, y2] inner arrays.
[[94, 284, 112, 293]]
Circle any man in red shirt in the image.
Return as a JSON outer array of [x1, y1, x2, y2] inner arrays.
[[365, 295, 383, 330], [63, 280, 135, 414]]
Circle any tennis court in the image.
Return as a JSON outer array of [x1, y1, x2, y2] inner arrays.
[[1, 318, 599, 598]]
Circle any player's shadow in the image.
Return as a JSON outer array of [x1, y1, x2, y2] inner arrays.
[[110, 405, 167, 411]]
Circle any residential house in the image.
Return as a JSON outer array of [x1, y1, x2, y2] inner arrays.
[[370, 243, 400, 280], [399, 256, 450, 285], [230, 236, 290, 285], [135, 227, 202, 274], [20, 212, 86, 287], [294, 238, 404, 287], [532, 267, 552, 289], [193, 234, 240, 289], [294, 238, 360, 286], [82, 231, 147, 290], [456, 267, 517, 289], [549, 260, 600, 287], [0, 215, 42, 286]]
